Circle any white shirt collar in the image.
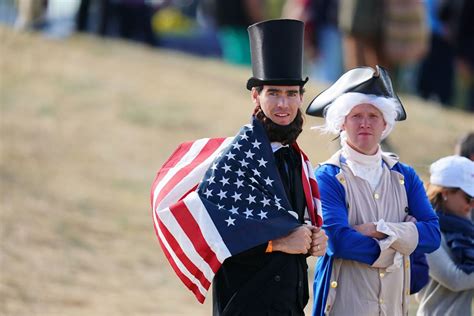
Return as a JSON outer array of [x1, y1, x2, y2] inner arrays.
[[271, 142, 289, 153]]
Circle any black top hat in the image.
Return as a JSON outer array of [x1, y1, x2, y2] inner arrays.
[[246, 19, 309, 90], [306, 65, 407, 120]]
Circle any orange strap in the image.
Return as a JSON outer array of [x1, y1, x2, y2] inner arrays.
[[265, 240, 273, 253]]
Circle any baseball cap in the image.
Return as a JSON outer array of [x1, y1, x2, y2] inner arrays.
[[430, 155, 474, 196]]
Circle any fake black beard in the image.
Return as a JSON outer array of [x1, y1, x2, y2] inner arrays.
[[254, 107, 304, 145]]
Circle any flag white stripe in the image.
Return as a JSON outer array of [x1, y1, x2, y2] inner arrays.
[[156, 137, 229, 211], [314, 198, 322, 214], [153, 208, 208, 297], [184, 192, 232, 262], [152, 138, 211, 211], [301, 160, 313, 221], [303, 160, 316, 180], [156, 163, 210, 210], [156, 203, 216, 285], [153, 138, 233, 211]]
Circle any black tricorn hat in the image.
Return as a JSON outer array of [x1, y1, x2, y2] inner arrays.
[[306, 65, 407, 120], [246, 19, 309, 90]]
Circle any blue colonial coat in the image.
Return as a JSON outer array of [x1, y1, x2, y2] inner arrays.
[[312, 154, 440, 315]]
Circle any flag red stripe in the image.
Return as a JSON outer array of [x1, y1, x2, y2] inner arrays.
[[294, 143, 318, 226], [154, 141, 195, 185], [301, 167, 316, 225], [154, 138, 226, 208], [150, 141, 195, 206], [169, 200, 222, 273], [309, 178, 323, 227], [309, 178, 320, 199], [154, 223, 207, 303], [157, 213, 211, 290]]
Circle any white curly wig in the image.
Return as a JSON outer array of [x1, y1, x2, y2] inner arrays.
[[313, 92, 403, 142]]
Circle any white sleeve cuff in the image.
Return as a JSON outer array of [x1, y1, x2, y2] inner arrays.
[[371, 219, 403, 271], [374, 219, 397, 250]]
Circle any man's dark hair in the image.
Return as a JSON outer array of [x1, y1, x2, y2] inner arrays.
[[254, 85, 305, 95]]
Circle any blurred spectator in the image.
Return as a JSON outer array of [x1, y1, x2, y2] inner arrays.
[[153, 1, 221, 57], [214, 0, 265, 65], [14, 0, 48, 30], [338, 0, 429, 152], [417, 0, 455, 106], [382, 0, 429, 94], [75, 0, 160, 46], [451, 0, 474, 111], [455, 132, 474, 161], [196, 0, 217, 29], [382, 0, 429, 68], [76, 0, 109, 35], [416, 156, 474, 316], [282, 0, 343, 83], [114, 0, 157, 45], [338, 0, 428, 86], [281, 0, 317, 70], [338, 0, 385, 70], [418, 0, 474, 111], [309, 0, 343, 83]]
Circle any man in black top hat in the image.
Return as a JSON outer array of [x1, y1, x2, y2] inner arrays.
[[212, 19, 328, 316]]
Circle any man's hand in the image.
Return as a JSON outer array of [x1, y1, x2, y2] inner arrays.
[[353, 222, 387, 240], [309, 227, 328, 257], [272, 225, 312, 254]]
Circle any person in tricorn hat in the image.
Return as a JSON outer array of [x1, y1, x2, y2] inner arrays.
[[211, 19, 328, 315], [306, 66, 441, 316]]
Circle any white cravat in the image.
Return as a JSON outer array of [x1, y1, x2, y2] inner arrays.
[[342, 144, 383, 191]]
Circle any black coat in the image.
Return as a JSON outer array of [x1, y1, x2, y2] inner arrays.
[[212, 246, 308, 316], [212, 146, 308, 316]]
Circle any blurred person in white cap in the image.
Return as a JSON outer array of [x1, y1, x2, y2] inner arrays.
[[415, 155, 474, 316], [305, 65, 441, 316], [455, 131, 474, 161]]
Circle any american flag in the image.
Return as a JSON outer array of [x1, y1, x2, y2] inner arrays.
[[151, 117, 322, 303]]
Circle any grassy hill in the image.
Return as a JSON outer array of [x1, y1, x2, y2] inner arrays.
[[0, 26, 472, 315]]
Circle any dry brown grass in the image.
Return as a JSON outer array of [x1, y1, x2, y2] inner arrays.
[[0, 26, 472, 316]]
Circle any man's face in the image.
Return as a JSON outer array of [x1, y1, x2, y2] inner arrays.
[[251, 85, 303, 126], [342, 103, 387, 155]]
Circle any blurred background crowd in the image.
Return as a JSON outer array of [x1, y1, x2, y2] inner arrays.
[[1, 2, 473, 315], [1, 0, 473, 111]]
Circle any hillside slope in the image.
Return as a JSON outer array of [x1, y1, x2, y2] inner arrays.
[[0, 26, 472, 315]]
